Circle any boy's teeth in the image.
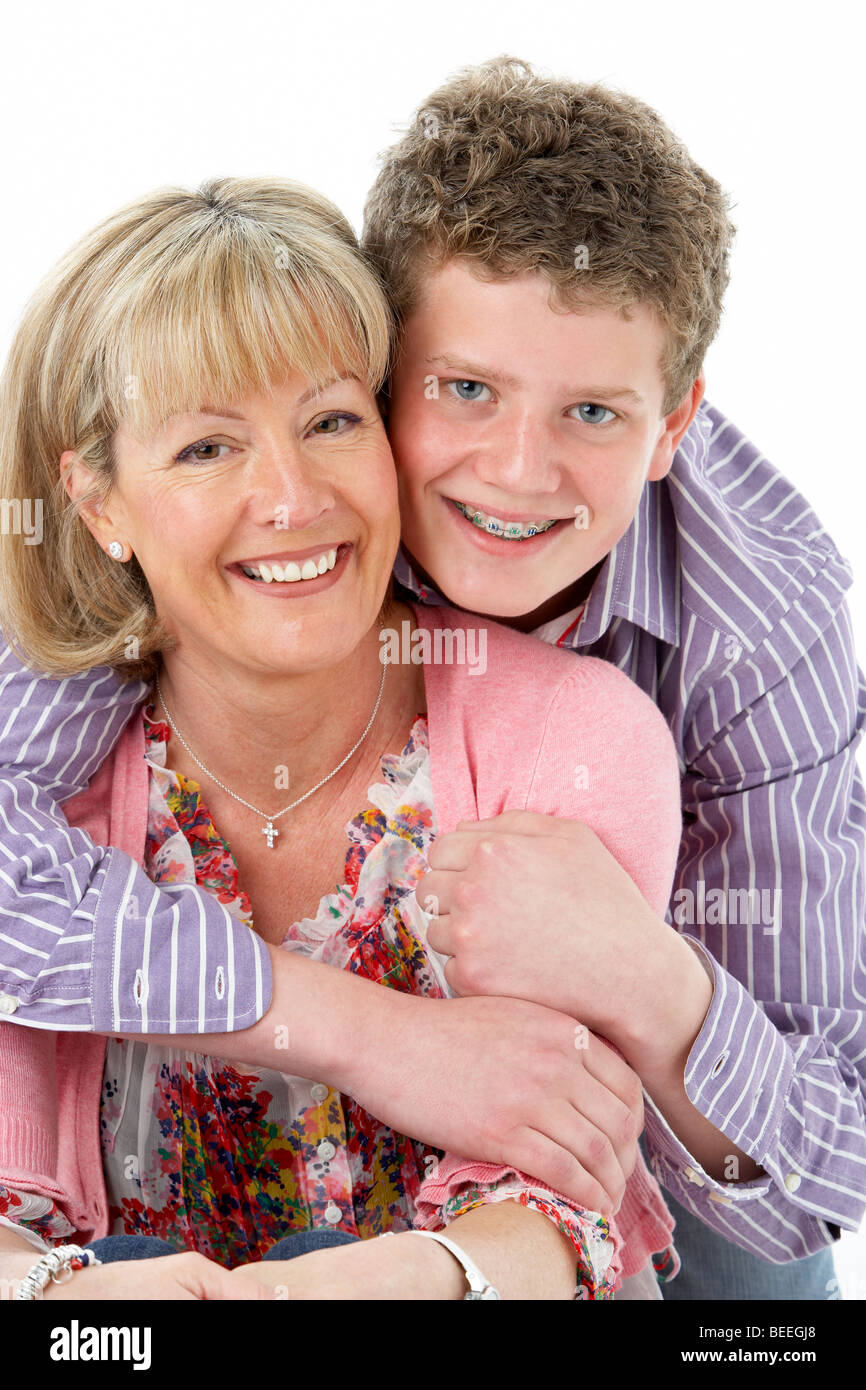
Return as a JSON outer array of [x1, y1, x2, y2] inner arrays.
[[452, 500, 558, 539], [240, 549, 338, 583]]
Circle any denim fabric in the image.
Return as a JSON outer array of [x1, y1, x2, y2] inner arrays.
[[85, 1228, 361, 1265], [634, 1136, 839, 1301], [657, 1189, 838, 1301]]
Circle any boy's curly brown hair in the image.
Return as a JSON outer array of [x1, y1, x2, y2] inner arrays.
[[363, 55, 735, 415]]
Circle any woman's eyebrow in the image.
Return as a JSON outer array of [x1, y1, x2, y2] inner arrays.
[[192, 408, 247, 421], [179, 377, 360, 423], [296, 374, 358, 405]]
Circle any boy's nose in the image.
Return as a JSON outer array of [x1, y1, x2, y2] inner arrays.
[[472, 416, 561, 496]]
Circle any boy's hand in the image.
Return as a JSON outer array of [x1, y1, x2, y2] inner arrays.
[[347, 990, 643, 1215], [423, 811, 686, 1059]]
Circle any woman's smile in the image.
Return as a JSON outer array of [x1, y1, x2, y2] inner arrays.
[[227, 541, 353, 596]]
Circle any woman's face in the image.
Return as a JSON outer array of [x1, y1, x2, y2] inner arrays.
[[84, 372, 400, 676]]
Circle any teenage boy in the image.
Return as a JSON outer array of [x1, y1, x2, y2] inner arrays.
[[357, 57, 866, 1300], [0, 58, 862, 1302]]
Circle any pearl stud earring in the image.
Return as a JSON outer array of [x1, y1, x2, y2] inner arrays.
[[108, 541, 125, 560]]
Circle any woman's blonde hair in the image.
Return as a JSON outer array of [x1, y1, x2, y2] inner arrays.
[[0, 177, 394, 681]]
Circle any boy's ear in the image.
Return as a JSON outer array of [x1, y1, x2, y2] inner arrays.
[[59, 449, 116, 549], [646, 373, 706, 482]]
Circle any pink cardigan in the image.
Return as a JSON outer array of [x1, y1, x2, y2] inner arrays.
[[0, 605, 683, 1288]]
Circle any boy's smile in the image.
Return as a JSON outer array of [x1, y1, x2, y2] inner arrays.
[[387, 261, 704, 627]]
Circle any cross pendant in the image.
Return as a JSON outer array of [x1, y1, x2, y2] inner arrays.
[[262, 820, 279, 849]]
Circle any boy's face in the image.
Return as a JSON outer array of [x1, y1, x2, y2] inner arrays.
[[387, 261, 703, 627]]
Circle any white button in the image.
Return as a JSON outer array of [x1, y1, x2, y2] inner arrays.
[[0, 993, 19, 1015], [310, 1083, 329, 1104], [317, 1141, 336, 1162], [323, 1203, 342, 1224], [710, 1051, 729, 1077], [684, 1166, 704, 1187], [784, 1172, 802, 1193]]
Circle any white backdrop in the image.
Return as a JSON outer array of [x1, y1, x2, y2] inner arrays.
[[1, 0, 864, 1294]]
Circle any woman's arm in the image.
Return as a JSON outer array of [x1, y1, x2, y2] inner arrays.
[[233, 1200, 584, 1300]]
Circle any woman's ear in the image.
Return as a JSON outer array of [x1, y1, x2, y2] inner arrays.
[[59, 449, 118, 552]]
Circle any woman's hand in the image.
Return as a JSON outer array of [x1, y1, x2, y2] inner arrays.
[[0, 1249, 272, 1300]]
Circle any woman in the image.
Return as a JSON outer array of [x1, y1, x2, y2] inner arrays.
[[0, 178, 683, 1298]]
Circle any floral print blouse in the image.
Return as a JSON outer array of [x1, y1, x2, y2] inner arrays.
[[0, 701, 621, 1296]]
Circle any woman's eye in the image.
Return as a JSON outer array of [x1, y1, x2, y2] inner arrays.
[[175, 439, 231, 464], [310, 411, 362, 435], [446, 380, 493, 403], [570, 403, 617, 425]]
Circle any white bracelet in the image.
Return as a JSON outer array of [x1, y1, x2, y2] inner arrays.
[[14, 1243, 102, 1301], [404, 1229, 500, 1300]]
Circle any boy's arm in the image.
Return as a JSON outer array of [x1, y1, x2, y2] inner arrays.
[[0, 638, 273, 1032], [426, 615, 865, 1263], [635, 593, 866, 1264]]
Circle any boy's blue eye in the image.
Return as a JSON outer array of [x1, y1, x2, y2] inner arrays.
[[447, 380, 493, 402], [571, 403, 617, 424]]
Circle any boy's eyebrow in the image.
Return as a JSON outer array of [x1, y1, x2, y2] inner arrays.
[[426, 354, 522, 390], [425, 354, 644, 403]]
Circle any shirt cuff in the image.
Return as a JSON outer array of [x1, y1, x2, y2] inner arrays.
[[644, 933, 789, 1206], [679, 935, 795, 1153], [0, 1213, 52, 1254], [0, 1188, 66, 1251], [91, 860, 274, 1033]]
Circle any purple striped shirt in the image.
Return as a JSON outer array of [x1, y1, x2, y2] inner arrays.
[[393, 399, 866, 1263], [0, 398, 863, 1262]]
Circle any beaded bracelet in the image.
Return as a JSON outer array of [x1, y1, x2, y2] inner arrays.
[[14, 1243, 102, 1301]]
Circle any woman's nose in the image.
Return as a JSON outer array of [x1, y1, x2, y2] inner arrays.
[[247, 442, 337, 532]]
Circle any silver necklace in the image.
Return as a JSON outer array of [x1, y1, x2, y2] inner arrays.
[[154, 661, 388, 849]]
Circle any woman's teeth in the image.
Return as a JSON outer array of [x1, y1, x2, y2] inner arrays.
[[452, 500, 558, 540], [240, 549, 338, 583]]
